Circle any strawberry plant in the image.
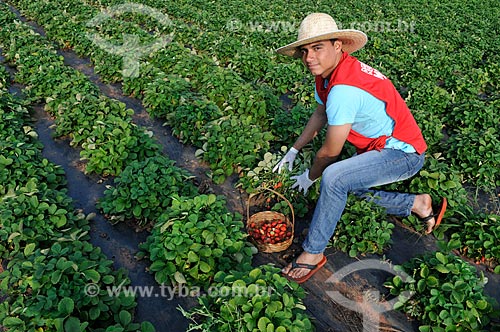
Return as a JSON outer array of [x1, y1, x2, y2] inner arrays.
[[0, 182, 90, 259], [384, 251, 499, 331], [98, 155, 199, 226], [167, 98, 223, 145], [45, 94, 133, 147], [270, 104, 315, 147], [195, 115, 274, 184], [448, 210, 500, 273], [140, 194, 256, 288], [0, 238, 154, 332], [331, 194, 394, 257], [80, 116, 160, 176], [141, 72, 194, 119], [0, 12, 161, 177], [179, 265, 314, 332]]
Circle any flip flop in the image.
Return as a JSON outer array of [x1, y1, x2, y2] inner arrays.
[[283, 255, 327, 284], [420, 197, 447, 234]]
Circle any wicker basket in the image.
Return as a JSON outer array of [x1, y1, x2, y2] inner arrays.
[[246, 187, 295, 253]]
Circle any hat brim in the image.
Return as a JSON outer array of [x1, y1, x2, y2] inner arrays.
[[276, 30, 367, 58]]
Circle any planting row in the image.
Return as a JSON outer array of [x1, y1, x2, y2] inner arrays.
[[0, 64, 154, 331], [0, 6, 161, 177]]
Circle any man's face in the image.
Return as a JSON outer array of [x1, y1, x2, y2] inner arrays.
[[300, 40, 342, 78]]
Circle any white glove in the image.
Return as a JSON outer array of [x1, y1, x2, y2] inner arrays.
[[290, 169, 316, 195], [272, 147, 299, 173]]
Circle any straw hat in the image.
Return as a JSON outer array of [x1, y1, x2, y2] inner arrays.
[[276, 13, 367, 58]]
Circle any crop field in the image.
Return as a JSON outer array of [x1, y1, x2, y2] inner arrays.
[[0, 0, 499, 331]]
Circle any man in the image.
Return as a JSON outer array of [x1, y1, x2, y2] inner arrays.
[[273, 13, 447, 283]]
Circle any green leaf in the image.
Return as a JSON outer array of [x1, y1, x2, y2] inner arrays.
[[119, 310, 132, 326], [0, 156, 13, 166], [427, 178, 438, 189], [441, 282, 454, 291], [435, 264, 450, 273], [141, 321, 156, 332], [174, 271, 186, 284], [435, 252, 448, 264], [199, 261, 211, 273], [84, 269, 101, 283], [133, 205, 142, 217], [187, 251, 199, 263], [476, 300, 489, 310], [51, 270, 63, 284], [249, 268, 262, 280], [2, 317, 25, 328], [426, 276, 439, 287], [420, 265, 429, 278], [258, 317, 271, 332], [58, 298, 75, 316], [24, 243, 36, 256], [417, 279, 426, 292], [64, 317, 81, 332]]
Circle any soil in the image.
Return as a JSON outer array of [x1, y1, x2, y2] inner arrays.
[[1, 8, 500, 332]]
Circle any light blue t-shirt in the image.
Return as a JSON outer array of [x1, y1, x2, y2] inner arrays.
[[315, 84, 416, 153]]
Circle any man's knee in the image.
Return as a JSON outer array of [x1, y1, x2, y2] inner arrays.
[[321, 166, 351, 193]]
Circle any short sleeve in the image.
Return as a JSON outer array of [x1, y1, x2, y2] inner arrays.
[[325, 85, 364, 126]]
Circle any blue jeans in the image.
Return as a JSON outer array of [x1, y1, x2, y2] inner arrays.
[[302, 149, 425, 254]]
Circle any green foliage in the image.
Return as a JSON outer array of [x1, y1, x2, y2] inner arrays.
[[0, 65, 9, 91], [142, 73, 194, 118], [449, 210, 500, 273], [140, 194, 256, 288], [179, 265, 314, 332], [331, 195, 394, 257], [0, 239, 141, 332], [0, 76, 154, 331], [80, 117, 160, 176], [98, 155, 199, 225], [195, 115, 274, 184], [3, 0, 499, 330], [384, 252, 499, 331], [0, 14, 160, 177], [271, 104, 314, 147], [167, 98, 223, 145]]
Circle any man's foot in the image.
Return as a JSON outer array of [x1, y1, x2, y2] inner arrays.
[[281, 252, 326, 283], [411, 194, 447, 234]]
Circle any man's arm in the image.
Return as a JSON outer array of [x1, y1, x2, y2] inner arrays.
[[309, 123, 351, 180], [292, 104, 328, 150]]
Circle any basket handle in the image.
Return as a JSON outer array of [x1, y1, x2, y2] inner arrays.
[[246, 187, 295, 229]]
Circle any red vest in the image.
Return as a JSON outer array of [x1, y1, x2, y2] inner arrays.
[[316, 52, 427, 154]]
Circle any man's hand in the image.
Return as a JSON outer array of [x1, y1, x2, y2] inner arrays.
[[290, 169, 316, 195], [272, 147, 298, 173]]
